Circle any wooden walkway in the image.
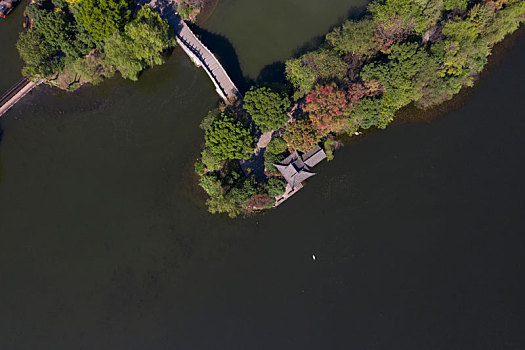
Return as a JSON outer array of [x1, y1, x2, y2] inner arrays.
[[0, 76, 35, 117], [170, 15, 241, 102]]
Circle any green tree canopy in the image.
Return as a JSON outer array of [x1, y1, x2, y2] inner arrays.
[[326, 18, 379, 56], [285, 49, 348, 99], [17, 29, 60, 77], [369, 0, 443, 35], [205, 114, 256, 161], [243, 87, 291, 132], [361, 42, 429, 127], [229, 177, 257, 203], [104, 6, 175, 80], [266, 137, 288, 155], [74, 0, 131, 40]]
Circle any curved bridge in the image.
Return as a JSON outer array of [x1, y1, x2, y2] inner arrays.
[[171, 15, 241, 103]]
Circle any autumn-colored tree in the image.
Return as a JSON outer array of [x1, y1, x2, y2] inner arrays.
[[346, 82, 371, 105], [374, 17, 413, 53], [304, 85, 351, 133], [283, 120, 321, 152]]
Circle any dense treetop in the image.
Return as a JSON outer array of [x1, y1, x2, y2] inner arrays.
[[74, 0, 132, 40], [196, 0, 525, 217], [243, 87, 291, 132], [18, 0, 175, 85], [204, 114, 256, 161], [104, 6, 175, 80]]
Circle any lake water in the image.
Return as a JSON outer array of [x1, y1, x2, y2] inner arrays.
[[1, 1, 525, 349], [0, 6, 24, 92]]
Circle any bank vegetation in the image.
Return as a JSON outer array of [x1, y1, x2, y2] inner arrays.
[[196, 0, 525, 218]]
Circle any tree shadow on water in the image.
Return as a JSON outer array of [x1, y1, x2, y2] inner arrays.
[[291, 5, 368, 59], [187, 24, 252, 94], [252, 4, 368, 92], [184, 4, 368, 94], [254, 61, 293, 95]]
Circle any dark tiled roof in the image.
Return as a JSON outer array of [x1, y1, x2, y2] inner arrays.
[[273, 145, 326, 189]]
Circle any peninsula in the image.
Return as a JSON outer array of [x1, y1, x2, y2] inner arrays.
[[195, 0, 525, 217], [7, 0, 525, 218]]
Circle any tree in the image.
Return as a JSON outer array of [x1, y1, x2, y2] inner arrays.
[[199, 109, 219, 130], [369, 0, 443, 36], [199, 175, 243, 218], [243, 87, 291, 132], [64, 50, 114, 85], [350, 97, 384, 129], [265, 178, 287, 197], [229, 177, 257, 203], [283, 120, 320, 152], [285, 49, 348, 99], [264, 152, 281, 174], [266, 137, 288, 155], [483, 1, 525, 45], [200, 148, 223, 171], [199, 175, 223, 198], [304, 85, 351, 134], [326, 18, 378, 56], [27, 4, 89, 58], [443, 0, 468, 11], [17, 29, 59, 77], [361, 42, 429, 127], [264, 137, 288, 173], [104, 6, 175, 80], [205, 114, 256, 160], [103, 33, 144, 80], [74, 0, 131, 40], [207, 194, 244, 218]]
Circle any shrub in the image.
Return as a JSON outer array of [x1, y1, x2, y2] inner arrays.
[[266, 137, 288, 155], [194, 158, 205, 175], [265, 178, 287, 197], [324, 139, 335, 161]]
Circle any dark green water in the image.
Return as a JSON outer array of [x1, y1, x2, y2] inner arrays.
[[1, 1, 525, 349], [0, 5, 24, 92]]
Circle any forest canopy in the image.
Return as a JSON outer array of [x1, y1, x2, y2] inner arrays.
[[196, 0, 525, 217], [17, 0, 175, 87]]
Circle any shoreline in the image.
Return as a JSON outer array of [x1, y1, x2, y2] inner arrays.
[[395, 24, 525, 125], [195, 0, 219, 25], [336, 24, 525, 145]]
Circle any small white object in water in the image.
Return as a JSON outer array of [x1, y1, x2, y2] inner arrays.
[[312, 254, 316, 260]]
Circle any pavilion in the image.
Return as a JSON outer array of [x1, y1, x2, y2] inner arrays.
[[273, 145, 327, 191]]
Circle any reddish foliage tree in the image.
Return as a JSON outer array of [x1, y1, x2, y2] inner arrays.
[[304, 83, 382, 134], [283, 119, 321, 152], [304, 85, 351, 133], [346, 82, 369, 106]]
